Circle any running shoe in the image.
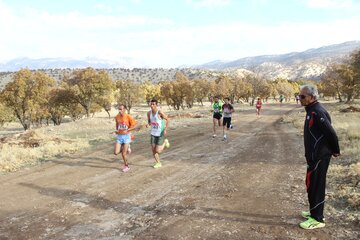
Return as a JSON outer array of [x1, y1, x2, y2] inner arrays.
[[223, 135, 227, 141], [153, 162, 162, 169], [164, 138, 170, 148], [230, 124, 233, 129], [301, 211, 311, 219], [212, 134, 216, 138], [122, 166, 130, 172], [299, 217, 325, 230]]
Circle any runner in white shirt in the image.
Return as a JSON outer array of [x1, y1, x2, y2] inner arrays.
[[146, 99, 170, 169], [222, 97, 235, 141]]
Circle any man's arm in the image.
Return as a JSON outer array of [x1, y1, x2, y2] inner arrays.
[[146, 111, 151, 128], [159, 110, 169, 135], [317, 111, 340, 156]]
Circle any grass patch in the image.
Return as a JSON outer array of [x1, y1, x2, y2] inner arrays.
[[0, 102, 222, 173]]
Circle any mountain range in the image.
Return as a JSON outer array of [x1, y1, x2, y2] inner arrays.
[[0, 41, 360, 87], [194, 40, 360, 80], [0, 57, 145, 72]]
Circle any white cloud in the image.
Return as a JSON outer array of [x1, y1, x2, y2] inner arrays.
[[94, 4, 114, 13], [185, 0, 232, 8], [0, 0, 360, 67], [304, 0, 355, 9]]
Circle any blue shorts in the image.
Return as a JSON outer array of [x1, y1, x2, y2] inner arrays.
[[116, 134, 131, 144]]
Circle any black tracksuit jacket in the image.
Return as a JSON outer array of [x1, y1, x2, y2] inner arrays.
[[304, 101, 340, 168]]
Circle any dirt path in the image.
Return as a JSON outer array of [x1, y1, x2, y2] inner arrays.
[[0, 103, 357, 240]]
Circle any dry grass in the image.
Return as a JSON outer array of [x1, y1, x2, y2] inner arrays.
[[0, 101, 225, 173], [285, 100, 360, 223], [0, 108, 116, 173]]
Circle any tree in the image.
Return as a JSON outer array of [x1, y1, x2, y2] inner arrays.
[[320, 64, 345, 101], [47, 88, 81, 125], [214, 74, 233, 101], [274, 78, 296, 101], [349, 50, 360, 100], [192, 79, 211, 105], [244, 73, 268, 105], [161, 72, 194, 110], [0, 102, 15, 127], [233, 77, 252, 103], [115, 80, 142, 113], [1, 69, 55, 130], [96, 95, 114, 118], [175, 72, 194, 108], [63, 67, 114, 117], [321, 63, 356, 103], [140, 80, 161, 105]]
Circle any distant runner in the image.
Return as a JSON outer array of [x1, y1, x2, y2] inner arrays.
[[211, 96, 223, 138], [113, 104, 138, 172], [255, 98, 262, 117], [279, 95, 285, 104], [222, 97, 235, 141], [146, 99, 170, 169]]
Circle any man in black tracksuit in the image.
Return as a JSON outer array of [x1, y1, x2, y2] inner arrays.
[[298, 85, 340, 229]]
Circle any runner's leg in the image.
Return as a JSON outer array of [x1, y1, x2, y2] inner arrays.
[[213, 118, 217, 136], [114, 142, 121, 155], [121, 143, 129, 166]]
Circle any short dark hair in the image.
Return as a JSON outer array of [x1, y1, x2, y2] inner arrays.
[[118, 104, 127, 110], [150, 99, 158, 105], [224, 97, 230, 101]]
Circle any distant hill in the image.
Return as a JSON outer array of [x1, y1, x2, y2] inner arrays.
[[0, 68, 224, 90], [1, 41, 360, 89], [195, 41, 360, 80], [0, 57, 145, 72]]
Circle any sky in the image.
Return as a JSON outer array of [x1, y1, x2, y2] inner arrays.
[[0, 0, 360, 67]]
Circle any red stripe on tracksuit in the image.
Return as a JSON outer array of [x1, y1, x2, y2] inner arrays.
[[309, 112, 315, 128], [306, 171, 312, 191]]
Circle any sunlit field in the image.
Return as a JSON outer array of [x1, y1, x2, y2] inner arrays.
[[1, 101, 248, 173], [284, 100, 360, 222]]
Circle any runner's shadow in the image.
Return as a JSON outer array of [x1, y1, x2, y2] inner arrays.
[[18, 182, 141, 213], [50, 157, 120, 170], [150, 204, 294, 227]]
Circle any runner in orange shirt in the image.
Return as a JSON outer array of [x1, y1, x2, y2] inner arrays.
[[113, 104, 138, 172]]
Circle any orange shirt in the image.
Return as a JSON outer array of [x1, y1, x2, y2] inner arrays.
[[115, 113, 136, 134]]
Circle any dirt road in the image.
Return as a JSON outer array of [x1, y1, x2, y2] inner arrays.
[[0, 103, 357, 239]]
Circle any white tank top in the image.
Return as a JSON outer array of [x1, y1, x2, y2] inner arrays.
[[150, 110, 164, 137]]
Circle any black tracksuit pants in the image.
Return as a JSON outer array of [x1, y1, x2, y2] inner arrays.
[[305, 157, 331, 222]]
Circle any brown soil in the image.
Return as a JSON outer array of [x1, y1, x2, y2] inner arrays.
[[0, 103, 358, 239]]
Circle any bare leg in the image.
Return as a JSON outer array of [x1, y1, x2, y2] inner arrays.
[[152, 145, 161, 163], [213, 118, 217, 135], [121, 143, 129, 166], [114, 142, 121, 155]]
